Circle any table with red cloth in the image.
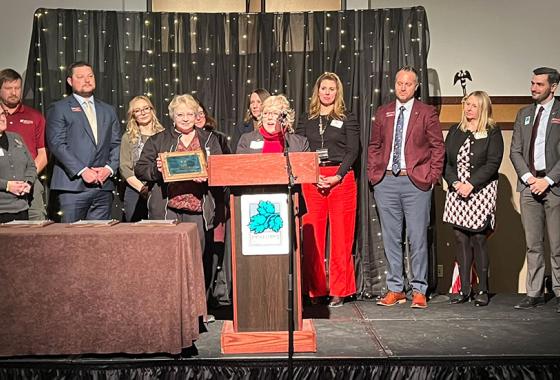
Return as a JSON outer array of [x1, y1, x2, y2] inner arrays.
[[0, 223, 206, 356]]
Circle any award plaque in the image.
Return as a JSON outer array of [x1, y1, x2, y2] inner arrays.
[[159, 150, 208, 182]]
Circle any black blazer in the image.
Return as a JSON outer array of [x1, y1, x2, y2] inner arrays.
[[444, 124, 504, 192]]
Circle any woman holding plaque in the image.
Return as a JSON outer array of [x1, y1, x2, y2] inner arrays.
[[296, 72, 360, 308], [135, 94, 224, 252], [120, 96, 165, 222], [232, 88, 270, 152], [0, 111, 37, 222], [443, 91, 503, 307], [236, 95, 309, 154]]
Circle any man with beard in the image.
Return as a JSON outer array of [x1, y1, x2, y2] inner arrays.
[[46, 61, 120, 222], [511, 67, 560, 313], [0, 69, 47, 220], [367, 66, 445, 309]]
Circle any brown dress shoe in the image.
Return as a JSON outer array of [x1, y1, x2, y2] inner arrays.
[[411, 291, 427, 309], [377, 291, 406, 306]]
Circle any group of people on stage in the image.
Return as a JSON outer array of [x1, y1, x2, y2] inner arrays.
[[1, 61, 559, 313]]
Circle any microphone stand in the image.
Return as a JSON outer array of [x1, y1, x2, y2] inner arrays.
[[282, 125, 297, 380]]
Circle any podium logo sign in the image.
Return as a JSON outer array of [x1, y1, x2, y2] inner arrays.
[[241, 193, 289, 255]]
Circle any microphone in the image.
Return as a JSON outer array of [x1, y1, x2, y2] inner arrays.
[[277, 110, 289, 129]]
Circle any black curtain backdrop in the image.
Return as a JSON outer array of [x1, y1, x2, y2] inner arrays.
[[24, 7, 431, 297]]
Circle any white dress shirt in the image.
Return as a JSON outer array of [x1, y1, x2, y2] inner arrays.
[[387, 98, 414, 170]]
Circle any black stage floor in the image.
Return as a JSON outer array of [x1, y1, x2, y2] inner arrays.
[[2, 294, 560, 379], [198, 293, 560, 359]]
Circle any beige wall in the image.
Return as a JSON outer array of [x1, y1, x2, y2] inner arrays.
[[348, 0, 560, 96], [153, 0, 340, 12]]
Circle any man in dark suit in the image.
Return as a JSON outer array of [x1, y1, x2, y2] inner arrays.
[[46, 61, 121, 222], [367, 66, 445, 309], [510, 67, 560, 313]]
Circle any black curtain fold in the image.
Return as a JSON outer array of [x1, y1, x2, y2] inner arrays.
[[24, 7, 430, 297]]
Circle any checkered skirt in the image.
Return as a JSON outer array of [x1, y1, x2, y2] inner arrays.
[[443, 137, 497, 232]]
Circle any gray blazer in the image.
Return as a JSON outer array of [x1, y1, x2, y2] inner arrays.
[[510, 98, 560, 195], [0, 132, 37, 214], [236, 130, 310, 153], [46, 95, 121, 192]]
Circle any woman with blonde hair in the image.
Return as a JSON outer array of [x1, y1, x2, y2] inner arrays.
[[296, 72, 360, 308], [443, 90, 504, 306], [236, 95, 308, 153], [135, 94, 224, 251], [120, 96, 165, 221]]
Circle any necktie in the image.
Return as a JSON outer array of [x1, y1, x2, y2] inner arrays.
[[392, 106, 406, 175], [83, 100, 98, 144], [528, 106, 544, 176]]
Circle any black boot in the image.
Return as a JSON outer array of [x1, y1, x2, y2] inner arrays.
[[474, 291, 489, 307], [450, 289, 472, 304]]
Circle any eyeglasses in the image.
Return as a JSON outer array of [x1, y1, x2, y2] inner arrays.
[[262, 111, 281, 118], [132, 106, 152, 115], [195, 111, 206, 118], [175, 112, 196, 119]]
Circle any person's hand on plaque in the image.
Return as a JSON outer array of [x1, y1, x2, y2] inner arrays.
[[156, 156, 163, 173]]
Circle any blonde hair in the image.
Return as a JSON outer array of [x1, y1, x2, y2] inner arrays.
[[125, 96, 164, 144], [308, 72, 346, 120], [259, 95, 296, 133], [458, 91, 496, 133], [168, 94, 199, 121]]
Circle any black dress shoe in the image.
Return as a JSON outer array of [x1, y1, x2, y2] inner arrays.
[[514, 296, 545, 309], [474, 291, 489, 307], [450, 291, 471, 304]]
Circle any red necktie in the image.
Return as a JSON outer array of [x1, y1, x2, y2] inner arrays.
[[528, 106, 544, 176]]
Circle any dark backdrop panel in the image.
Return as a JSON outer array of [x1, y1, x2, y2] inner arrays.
[[24, 7, 431, 297]]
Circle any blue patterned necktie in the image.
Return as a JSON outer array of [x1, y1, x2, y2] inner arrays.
[[392, 106, 406, 175]]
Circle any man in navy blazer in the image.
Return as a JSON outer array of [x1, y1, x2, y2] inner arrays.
[[367, 66, 445, 309], [46, 61, 121, 222]]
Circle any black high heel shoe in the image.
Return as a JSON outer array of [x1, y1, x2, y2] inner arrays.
[[474, 291, 489, 307], [450, 290, 472, 304]]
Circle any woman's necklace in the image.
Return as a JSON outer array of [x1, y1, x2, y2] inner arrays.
[[319, 115, 328, 148]]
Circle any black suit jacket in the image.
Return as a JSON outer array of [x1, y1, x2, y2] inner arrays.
[[443, 124, 503, 192]]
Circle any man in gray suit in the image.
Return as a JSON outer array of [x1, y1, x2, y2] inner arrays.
[[46, 61, 121, 222], [510, 67, 560, 312]]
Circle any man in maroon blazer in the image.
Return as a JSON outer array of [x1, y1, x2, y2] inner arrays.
[[367, 66, 445, 309]]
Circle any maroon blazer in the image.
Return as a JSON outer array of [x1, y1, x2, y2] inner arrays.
[[367, 100, 445, 191]]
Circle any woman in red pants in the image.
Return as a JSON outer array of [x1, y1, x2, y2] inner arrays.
[[296, 72, 360, 307]]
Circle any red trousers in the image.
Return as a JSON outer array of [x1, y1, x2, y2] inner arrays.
[[302, 166, 357, 298]]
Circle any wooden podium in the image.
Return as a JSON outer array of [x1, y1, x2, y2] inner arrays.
[[208, 152, 318, 354]]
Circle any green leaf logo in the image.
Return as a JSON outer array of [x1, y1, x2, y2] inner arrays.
[[248, 200, 284, 234]]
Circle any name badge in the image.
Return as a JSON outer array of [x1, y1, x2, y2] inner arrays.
[[330, 120, 343, 128], [20, 119, 34, 125], [0, 149, 4, 157], [250, 140, 264, 149], [474, 131, 487, 139], [524, 116, 531, 125], [316, 148, 329, 161]]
